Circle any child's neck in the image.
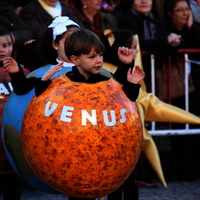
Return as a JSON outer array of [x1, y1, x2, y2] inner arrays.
[[76, 66, 91, 80]]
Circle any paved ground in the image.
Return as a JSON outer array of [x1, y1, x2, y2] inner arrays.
[[1, 179, 200, 200], [139, 180, 200, 200]]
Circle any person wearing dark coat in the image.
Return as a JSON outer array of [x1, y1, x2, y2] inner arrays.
[[115, 0, 181, 92], [0, 1, 32, 48], [18, 0, 72, 70], [70, 0, 118, 38], [163, 0, 200, 182], [19, 0, 72, 44], [0, 1, 37, 71]]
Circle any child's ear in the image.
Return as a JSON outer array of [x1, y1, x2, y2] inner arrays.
[[70, 55, 80, 65], [52, 41, 58, 50]]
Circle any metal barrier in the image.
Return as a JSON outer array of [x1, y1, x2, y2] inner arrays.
[[142, 49, 200, 136]]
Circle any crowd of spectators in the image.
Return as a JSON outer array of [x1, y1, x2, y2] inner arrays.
[[1, 0, 200, 199]]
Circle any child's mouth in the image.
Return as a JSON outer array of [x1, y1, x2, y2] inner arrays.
[[94, 66, 101, 70]]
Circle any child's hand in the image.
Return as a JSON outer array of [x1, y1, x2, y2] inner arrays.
[[117, 47, 133, 64], [127, 65, 145, 84], [3, 57, 20, 73], [42, 62, 63, 81], [24, 39, 36, 45]]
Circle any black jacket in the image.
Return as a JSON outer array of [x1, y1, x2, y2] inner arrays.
[[10, 65, 140, 102], [19, 0, 72, 43], [0, 2, 32, 47], [117, 9, 169, 54]]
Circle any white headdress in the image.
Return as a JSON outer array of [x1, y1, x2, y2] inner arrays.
[[48, 16, 80, 40]]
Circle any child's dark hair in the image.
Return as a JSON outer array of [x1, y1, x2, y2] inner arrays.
[[65, 29, 105, 59], [0, 27, 13, 43], [102, 29, 135, 66], [39, 25, 79, 64]]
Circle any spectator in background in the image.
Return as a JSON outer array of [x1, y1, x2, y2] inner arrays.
[[190, 0, 200, 23], [0, 1, 32, 49], [19, 0, 72, 44], [4, 0, 32, 15], [0, 27, 30, 200], [164, 0, 200, 113], [0, 1, 37, 71], [114, 0, 181, 92], [164, 0, 200, 181], [70, 0, 118, 38], [18, 0, 72, 70]]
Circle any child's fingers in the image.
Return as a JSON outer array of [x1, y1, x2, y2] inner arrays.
[[52, 62, 63, 71], [118, 47, 131, 55], [3, 60, 11, 67], [127, 68, 132, 75]]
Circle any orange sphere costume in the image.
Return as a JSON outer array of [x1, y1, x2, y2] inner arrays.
[[21, 74, 143, 198]]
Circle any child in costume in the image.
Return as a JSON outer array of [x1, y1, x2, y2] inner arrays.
[[0, 27, 30, 200], [34, 28, 144, 200]]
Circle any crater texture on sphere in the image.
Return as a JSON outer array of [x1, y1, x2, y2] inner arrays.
[[21, 74, 143, 198]]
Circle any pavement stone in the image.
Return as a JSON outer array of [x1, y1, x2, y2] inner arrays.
[[139, 180, 200, 200], [1, 179, 200, 200]]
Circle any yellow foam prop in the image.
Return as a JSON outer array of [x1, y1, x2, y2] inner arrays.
[[102, 35, 200, 188]]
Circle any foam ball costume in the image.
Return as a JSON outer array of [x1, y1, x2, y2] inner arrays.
[[21, 74, 143, 198], [2, 65, 143, 197]]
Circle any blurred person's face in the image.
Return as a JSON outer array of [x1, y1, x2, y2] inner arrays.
[[169, 1, 191, 29], [81, 0, 102, 11], [0, 35, 13, 62], [131, 36, 138, 60], [132, 0, 153, 15], [53, 27, 80, 62], [41, 0, 59, 7]]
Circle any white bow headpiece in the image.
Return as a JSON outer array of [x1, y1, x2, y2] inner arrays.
[[48, 16, 80, 40]]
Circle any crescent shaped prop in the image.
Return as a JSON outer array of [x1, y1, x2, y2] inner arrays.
[[103, 35, 200, 188]]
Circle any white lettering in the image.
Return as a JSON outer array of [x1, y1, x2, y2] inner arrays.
[[0, 83, 9, 94], [120, 108, 127, 123], [82, 110, 97, 125], [60, 106, 74, 122], [8, 82, 13, 92], [102, 110, 116, 126], [44, 102, 130, 126], [45, 101, 58, 116]]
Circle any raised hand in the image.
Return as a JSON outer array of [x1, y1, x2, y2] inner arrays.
[[117, 46, 133, 64], [3, 57, 20, 73], [24, 39, 36, 45], [187, 10, 193, 28], [42, 62, 63, 81], [127, 65, 145, 84]]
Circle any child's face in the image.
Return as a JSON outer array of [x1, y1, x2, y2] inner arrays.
[[0, 35, 13, 62], [53, 27, 79, 62], [131, 36, 138, 60], [73, 48, 103, 79]]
